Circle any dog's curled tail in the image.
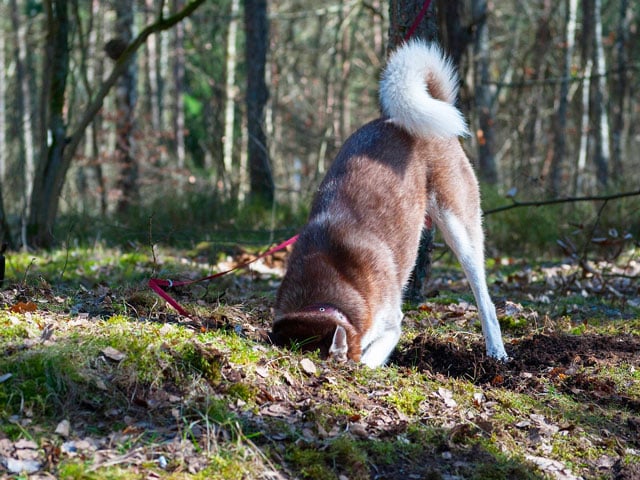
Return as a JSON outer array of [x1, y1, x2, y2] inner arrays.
[[380, 39, 469, 139]]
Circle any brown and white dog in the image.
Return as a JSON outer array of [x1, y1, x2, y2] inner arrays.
[[271, 40, 508, 367]]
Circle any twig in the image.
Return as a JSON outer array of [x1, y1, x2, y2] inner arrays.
[[483, 189, 640, 216]]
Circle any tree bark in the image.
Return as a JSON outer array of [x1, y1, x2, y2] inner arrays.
[[244, 0, 274, 204], [547, 0, 578, 197], [114, 0, 139, 214], [223, 0, 240, 197], [171, 0, 186, 173], [28, 0, 70, 248], [0, 9, 6, 182], [472, 0, 498, 185], [388, 0, 438, 48], [575, 58, 592, 195], [10, 0, 36, 248], [611, 0, 629, 184], [0, 21, 10, 245], [592, 0, 609, 190]]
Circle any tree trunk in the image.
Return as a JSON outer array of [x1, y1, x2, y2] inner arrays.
[[611, 0, 629, 184], [575, 59, 592, 195], [472, 0, 498, 185], [437, 0, 471, 66], [546, 0, 577, 197], [28, 0, 70, 248], [0, 10, 5, 182], [172, 0, 186, 173], [145, 0, 162, 133], [592, 0, 609, 190], [388, 0, 438, 48], [114, 0, 139, 214], [523, 0, 552, 188], [223, 0, 240, 197], [0, 23, 10, 246], [244, 0, 274, 205], [10, 0, 36, 248]]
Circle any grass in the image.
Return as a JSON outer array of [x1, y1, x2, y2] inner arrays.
[[0, 238, 639, 479]]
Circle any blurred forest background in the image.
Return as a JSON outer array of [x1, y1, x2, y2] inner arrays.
[[0, 0, 638, 255]]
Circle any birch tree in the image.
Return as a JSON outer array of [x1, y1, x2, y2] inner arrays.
[[591, 0, 609, 189], [223, 0, 240, 198]]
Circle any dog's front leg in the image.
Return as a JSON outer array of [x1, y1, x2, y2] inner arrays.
[[437, 210, 508, 360], [359, 307, 403, 368]]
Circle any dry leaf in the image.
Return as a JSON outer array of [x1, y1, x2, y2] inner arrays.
[[5, 457, 41, 474], [10, 301, 37, 314], [299, 358, 317, 375], [437, 387, 458, 408], [55, 419, 71, 437], [101, 347, 126, 362]]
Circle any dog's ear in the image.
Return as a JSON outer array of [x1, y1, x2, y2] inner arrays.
[[328, 325, 348, 362]]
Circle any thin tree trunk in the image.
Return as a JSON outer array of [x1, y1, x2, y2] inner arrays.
[[611, 0, 629, 184], [145, 0, 161, 132], [547, 0, 578, 197], [89, 0, 107, 216], [244, 0, 274, 204], [575, 59, 592, 195], [172, 0, 186, 172], [72, 0, 106, 216], [472, 0, 498, 185], [10, 0, 36, 248], [0, 16, 11, 246], [223, 0, 240, 197], [0, 15, 5, 182], [592, 0, 609, 190], [524, 0, 551, 188], [113, 0, 138, 214]]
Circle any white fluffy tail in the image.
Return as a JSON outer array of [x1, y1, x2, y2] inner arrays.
[[380, 40, 469, 139]]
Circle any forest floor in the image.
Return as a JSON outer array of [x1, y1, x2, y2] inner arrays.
[[0, 241, 639, 479]]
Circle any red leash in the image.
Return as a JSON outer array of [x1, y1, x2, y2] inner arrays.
[[404, 0, 433, 41], [148, 234, 299, 317]]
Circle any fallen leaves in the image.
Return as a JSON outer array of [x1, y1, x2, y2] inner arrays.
[[9, 301, 37, 314]]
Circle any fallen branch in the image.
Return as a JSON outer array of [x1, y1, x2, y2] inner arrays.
[[483, 189, 640, 216]]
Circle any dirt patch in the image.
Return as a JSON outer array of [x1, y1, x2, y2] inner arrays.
[[393, 332, 640, 409]]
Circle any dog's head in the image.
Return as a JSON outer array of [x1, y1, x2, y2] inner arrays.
[[270, 304, 361, 362]]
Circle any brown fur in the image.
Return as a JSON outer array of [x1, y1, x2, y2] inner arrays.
[[272, 119, 474, 362]]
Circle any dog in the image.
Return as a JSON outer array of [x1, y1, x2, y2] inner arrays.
[[271, 40, 508, 367]]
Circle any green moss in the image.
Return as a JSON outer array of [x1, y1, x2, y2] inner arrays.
[[286, 444, 337, 480]]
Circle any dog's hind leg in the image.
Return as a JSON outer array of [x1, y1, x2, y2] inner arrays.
[[435, 209, 508, 360]]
